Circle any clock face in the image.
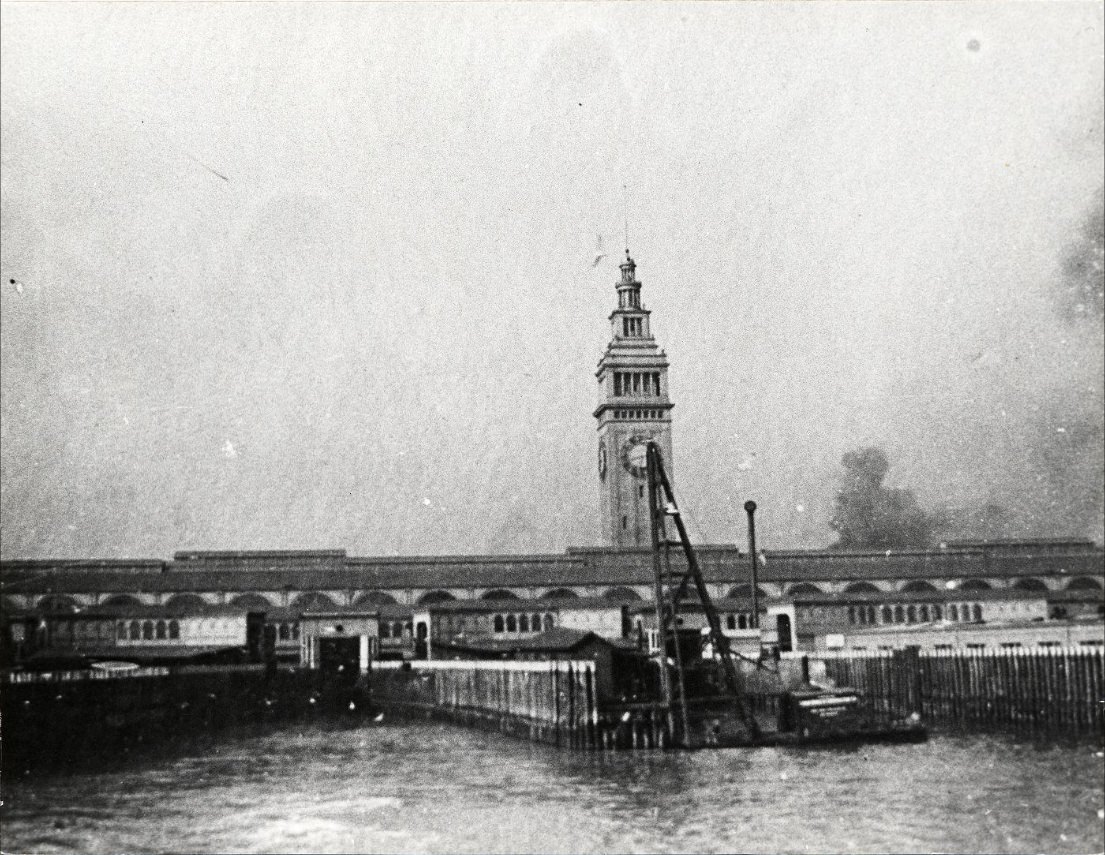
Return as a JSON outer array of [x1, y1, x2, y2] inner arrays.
[[598, 441, 608, 479], [621, 434, 651, 478]]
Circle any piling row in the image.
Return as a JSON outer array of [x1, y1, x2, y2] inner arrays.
[[372, 660, 608, 748], [811, 647, 1104, 739]]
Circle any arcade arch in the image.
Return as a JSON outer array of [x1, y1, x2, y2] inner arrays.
[[603, 586, 642, 601], [292, 591, 337, 611], [417, 590, 456, 605], [540, 588, 579, 600]]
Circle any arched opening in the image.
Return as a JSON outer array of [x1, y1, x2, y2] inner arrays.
[[881, 605, 892, 623], [603, 586, 643, 601], [1066, 576, 1103, 591], [919, 605, 929, 622], [354, 591, 399, 607], [481, 589, 521, 601], [129, 620, 141, 640], [506, 614, 517, 632], [142, 620, 154, 640], [949, 604, 959, 621], [906, 605, 917, 623], [230, 593, 273, 611], [901, 580, 938, 593], [168, 620, 180, 639], [958, 579, 992, 591], [866, 606, 877, 624], [540, 588, 579, 600], [292, 592, 338, 612], [847, 606, 857, 624], [972, 604, 983, 622], [165, 593, 208, 613], [519, 614, 530, 632], [417, 590, 456, 605], [35, 594, 80, 613], [1012, 577, 1048, 592], [776, 614, 793, 653], [843, 582, 883, 594], [155, 620, 167, 640], [893, 605, 904, 623], [543, 614, 554, 631], [727, 584, 768, 599], [932, 604, 942, 620], [102, 594, 143, 608], [493, 615, 505, 633], [787, 583, 823, 596]]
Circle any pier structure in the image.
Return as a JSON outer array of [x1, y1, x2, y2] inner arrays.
[[3, 540, 1102, 616]]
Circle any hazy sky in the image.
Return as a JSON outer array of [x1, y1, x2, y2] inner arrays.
[[2, 1, 1103, 560]]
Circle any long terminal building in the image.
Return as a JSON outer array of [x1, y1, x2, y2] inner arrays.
[[3, 254, 1103, 620]]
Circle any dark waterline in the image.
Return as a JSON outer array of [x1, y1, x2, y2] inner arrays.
[[2, 721, 1103, 854]]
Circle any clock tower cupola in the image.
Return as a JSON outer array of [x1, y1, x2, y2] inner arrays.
[[594, 252, 675, 548]]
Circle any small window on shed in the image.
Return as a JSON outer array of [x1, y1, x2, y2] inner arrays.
[[169, 620, 180, 640]]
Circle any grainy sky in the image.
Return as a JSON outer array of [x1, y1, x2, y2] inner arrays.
[[2, 1, 1102, 560]]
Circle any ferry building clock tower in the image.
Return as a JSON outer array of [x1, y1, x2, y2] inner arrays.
[[594, 252, 675, 548]]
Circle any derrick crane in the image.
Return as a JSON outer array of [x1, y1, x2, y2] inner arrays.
[[645, 442, 761, 747]]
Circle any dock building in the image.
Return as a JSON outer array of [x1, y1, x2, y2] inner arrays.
[[2, 254, 1102, 661]]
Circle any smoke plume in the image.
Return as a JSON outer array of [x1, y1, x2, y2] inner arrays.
[[828, 447, 936, 549]]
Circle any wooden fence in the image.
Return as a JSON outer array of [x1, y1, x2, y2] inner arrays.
[[371, 660, 603, 748], [801, 647, 1104, 739]]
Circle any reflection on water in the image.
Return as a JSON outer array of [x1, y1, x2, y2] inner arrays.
[[3, 721, 1103, 854]]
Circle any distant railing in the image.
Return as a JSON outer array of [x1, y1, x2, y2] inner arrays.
[[4, 666, 170, 684]]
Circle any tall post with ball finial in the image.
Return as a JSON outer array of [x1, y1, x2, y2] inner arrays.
[[744, 500, 760, 629]]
